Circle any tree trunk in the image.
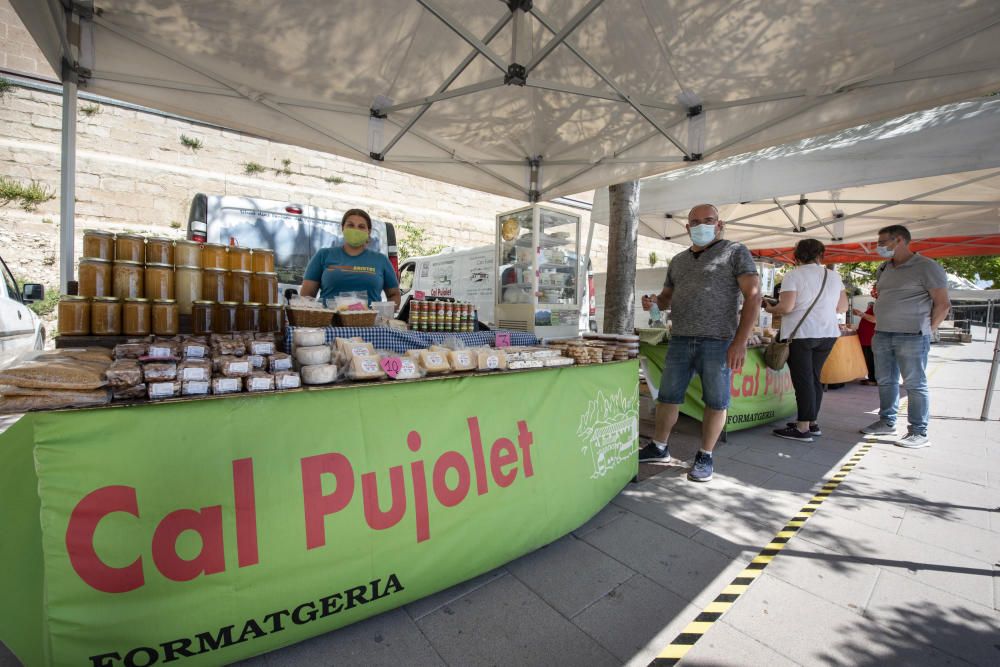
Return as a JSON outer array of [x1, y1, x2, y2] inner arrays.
[[603, 181, 640, 334]]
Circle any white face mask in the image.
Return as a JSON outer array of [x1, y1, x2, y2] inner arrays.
[[876, 244, 895, 258], [689, 224, 717, 247]]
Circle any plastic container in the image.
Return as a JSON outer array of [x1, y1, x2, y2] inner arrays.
[[175, 240, 202, 268], [144, 263, 175, 301], [174, 265, 202, 315], [91, 296, 122, 335], [78, 258, 112, 297], [251, 272, 278, 305], [57, 295, 90, 335], [115, 233, 145, 264], [145, 237, 174, 266], [123, 297, 151, 336], [112, 261, 144, 300], [192, 300, 215, 335], [226, 270, 252, 303], [152, 299, 179, 336], [201, 243, 228, 270], [251, 248, 275, 273], [215, 301, 238, 334], [82, 230, 114, 260]]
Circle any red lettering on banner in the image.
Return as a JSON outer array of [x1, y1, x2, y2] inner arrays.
[[467, 417, 490, 495], [490, 438, 519, 487], [432, 451, 471, 507], [232, 458, 259, 568], [517, 421, 535, 477], [151, 506, 225, 582], [361, 467, 407, 530], [66, 485, 144, 593], [301, 453, 356, 549], [407, 431, 431, 542]]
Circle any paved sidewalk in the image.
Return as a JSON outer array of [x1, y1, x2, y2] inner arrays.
[[3, 330, 998, 666]]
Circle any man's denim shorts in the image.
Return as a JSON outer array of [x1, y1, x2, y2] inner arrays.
[[657, 335, 733, 410]]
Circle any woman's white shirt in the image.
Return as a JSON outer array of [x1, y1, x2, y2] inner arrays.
[[778, 264, 844, 340]]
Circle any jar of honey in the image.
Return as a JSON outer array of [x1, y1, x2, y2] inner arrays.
[[215, 301, 239, 334], [262, 304, 284, 333], [145, 237, 174, 266], [123, 298, 151, 336], [152, 299, 179, 336], [201, 243, 228, 270], [251, 272, 279, 305], [228, 246, 252, 272], [91, 296, 122, 335], [113, 261, 144, 299], [174, 265, 203, 315], [175, 240, 202, 267], [236, 302, 262, 332], [82, 230, 114, 260], [144, 263, 175, 301], [192, 300, 215, 335], [115, 233, 145, 263], [78, 258, 112, 297], [226, 269, 252, 303], [202, 268, 228, 302], [251, 248, 275, 273], [57, 295, 91, 335]]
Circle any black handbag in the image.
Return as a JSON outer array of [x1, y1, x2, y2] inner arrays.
[[763, 268, 829, 371]]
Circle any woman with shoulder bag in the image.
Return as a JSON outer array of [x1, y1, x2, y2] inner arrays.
[[764, 239, 848, 441]]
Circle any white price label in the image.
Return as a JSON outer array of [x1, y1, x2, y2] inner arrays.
[[215, 378, 239, 393], [278, 375, 300, 389], [271, 358, 292, 371], [150, 382, 174, 398], [149, 347, 171, 359], [250, 378, 271, 391], [352, 346, 371, 357], [231, 362, 250, 374], [182, 367, 206, 381], [456, 352, 471, 366], [427, 353, 444, 365], [184, 346, 205, 358], [361, 358, 380, 373], [183, 381, 209, 395], [486, 355, 499, 369]]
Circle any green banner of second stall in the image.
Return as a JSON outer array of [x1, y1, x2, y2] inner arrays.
[[20, 363, 637, 666], [640, 342, 796, 430]]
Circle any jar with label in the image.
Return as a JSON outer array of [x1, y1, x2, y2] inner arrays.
[[144, 263, 175, 300], [146, 238, 174, 266], [58, 295, 91, 335], [215, 301, 238, 334], [91, 297, 122, 335], [174, 265, 202, 315], [201, 243, 228, 270], [175, 240, 202, 267], [228, 246, 252, 272], [115, 233, 145, 264], [251, 271, 278, 305], [113, 261, 144, 299], [82, 230, 114, 260], [192, 300, 215, 335], [237, 302, 262, 332], [152, 299, 179, 336], [226, 269, 252, 303], [251, 248, 275, 273], [202, 268, 228, 302], [78, 258, 112, 297], [261, 304, 283, 333], [123, 297, 151, 335]]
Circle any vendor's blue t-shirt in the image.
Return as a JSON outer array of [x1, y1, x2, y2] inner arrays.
[[303, 246, 398, 304]]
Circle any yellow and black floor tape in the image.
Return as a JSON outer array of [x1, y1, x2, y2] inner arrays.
[[648, 442, 875, 665]]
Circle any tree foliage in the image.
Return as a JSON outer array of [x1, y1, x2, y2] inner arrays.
[[397, 222, 444, 262], [839, 255, 1000, 288]]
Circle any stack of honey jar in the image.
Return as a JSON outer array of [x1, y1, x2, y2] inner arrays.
[[58, 230, 284, 338]]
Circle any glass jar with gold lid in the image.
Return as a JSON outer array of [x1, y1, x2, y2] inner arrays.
[[202, 268, 228, 302], [201, 243, 228, 270], [152, 299, 179, 336], [144, 263, 175, 301], [215, 301, 238, 333], [192, 300, 215, 335], [58, 295, 91, 335], [145, 237, 174, 266], [78, 258, 112, 297], [175, 240, 202, 268], [82, 230, 114, 260], [226, 269, 252, 303], [264, 304, 285, 334], [236, 302, 262, 332], [228, 246, 252, 272], [123, 297, 151, 336], [91, 297, 122, 335], [251, 272, 279, 305], [175, 265, 203, 315], [113, 261, 144, 300], [251, 248, 275, 273], [115, 233, 146, 264]]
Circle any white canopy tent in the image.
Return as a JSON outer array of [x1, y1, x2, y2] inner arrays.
[[11, 0, 1000, 289]]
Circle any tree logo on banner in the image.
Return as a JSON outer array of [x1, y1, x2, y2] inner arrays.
[[577, 389, 638, 479]]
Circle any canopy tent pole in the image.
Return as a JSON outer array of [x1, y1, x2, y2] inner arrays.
[[980, 320, 1000, 420], [59, 73, 77, 293], [987, 300, 994, 341]]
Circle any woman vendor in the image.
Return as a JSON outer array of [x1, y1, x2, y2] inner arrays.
[[300, 208, 401, 307]]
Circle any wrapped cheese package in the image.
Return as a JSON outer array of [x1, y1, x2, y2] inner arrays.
[[347, 356, 386, 381], [301, 363, 338, 385], [274, 370, 302, 390], [381, 355, 423, 380], [477, 350, 507, 371], [447, 350, 476, 372], [543, 356, 575, 367], [509, 359, 544, 370], [245, 372, 275, 393], [418, 351, 451, 374], [295, 345, 331, 366], [334, 337, 375, 363], [178, 359, 211, 382]]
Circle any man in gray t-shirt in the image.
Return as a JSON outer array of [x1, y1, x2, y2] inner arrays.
[[860, 225, 950, 449], [638, 204, 761, 482]]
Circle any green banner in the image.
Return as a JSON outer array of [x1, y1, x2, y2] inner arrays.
[[640, 342, 796, 430], [0, 362, 637, 666]]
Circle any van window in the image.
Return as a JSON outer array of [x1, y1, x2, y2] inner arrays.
[[1, 259, 19, 301], [398, 265, 414, 291]]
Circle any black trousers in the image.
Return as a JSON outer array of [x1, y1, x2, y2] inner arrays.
[[787, 337, 837, 422], [862, 345, 876, 381]]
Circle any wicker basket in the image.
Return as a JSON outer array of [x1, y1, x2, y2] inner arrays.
[[335, 310, 378, 327], [286, 307, 335, 328]]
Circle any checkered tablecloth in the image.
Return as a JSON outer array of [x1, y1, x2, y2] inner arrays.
[[284, 326, 538, 354]]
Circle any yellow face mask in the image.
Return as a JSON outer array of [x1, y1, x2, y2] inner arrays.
[[344, 228, 369, 248]]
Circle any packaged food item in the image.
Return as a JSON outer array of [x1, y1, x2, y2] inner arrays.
[[245, 372, 275, 392], [82, 229, 114, 261], [295, 345, 332, 366], [249, 339, 275, 356], [58, 295, 91, 335], [147, 340, 180, 360], [385, 356, 423, 380], [292, 328, 327, 348], [114, 342, 149, 359], [508, 359, 544, 370], [301, 363, 338, 385], [91, 297, 122, 335], [0, 356, 109, 390], [417, 350, 451, 374], [211, 334, 246, 357], [143, 363, 177, 382], [147, 381, 181, 400], [182, 340, 210, 359], [268, 352, 293, 372], [504, 349, 537, 362], [112, 384, 147, 401], [152, 300, 180, 336], [334, 337, 375, 363], [446, 350, 476, 372], [274, 370, 301, 390], [175, 240, 202, 268], [182, 380, 210, 396], [78, 258, 112, 297], [0, 388, 110, 413], [178, 359, 211, 382], [543, 356, 575, 367], [247, 354, 265, 369], [347, 356, 386, 381], [218, 356, 252, 378], [106, 359, 143, 388], [530, 349, 562, 359], [123, 298, 152, 336], [477, 350, 507, 371], [211, 376, 242, 395]]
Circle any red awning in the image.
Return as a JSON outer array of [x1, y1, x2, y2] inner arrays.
[[752, 234, 1000, 265]]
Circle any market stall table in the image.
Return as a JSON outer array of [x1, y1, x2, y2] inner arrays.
[[0, 361, 636, 666]]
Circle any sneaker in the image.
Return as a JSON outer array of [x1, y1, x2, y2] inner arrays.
[[787, 422, 822, 436], [638, 442, 669, 462], [860, 419, 897, 436], [773, 426, 814, 442], [895, 432, 930, 449], [687, 451, 714, 482]]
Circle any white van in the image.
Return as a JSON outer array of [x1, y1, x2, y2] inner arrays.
[[0, 254, 44, 366]]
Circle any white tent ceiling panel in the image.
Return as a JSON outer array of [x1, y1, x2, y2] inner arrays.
[[11, 0, 1000, 201]]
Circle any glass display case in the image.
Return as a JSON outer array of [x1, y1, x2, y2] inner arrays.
[[495, 204, 583, 338]]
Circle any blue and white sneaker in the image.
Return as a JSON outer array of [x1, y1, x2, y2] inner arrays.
[[638, 442, 670, 462], [687, 451, 714, 482]]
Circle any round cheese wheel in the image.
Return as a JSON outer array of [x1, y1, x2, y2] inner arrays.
[[301, 363, 338, 385], [295, 345, 332, 366], [293, 328, 327, 347]]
